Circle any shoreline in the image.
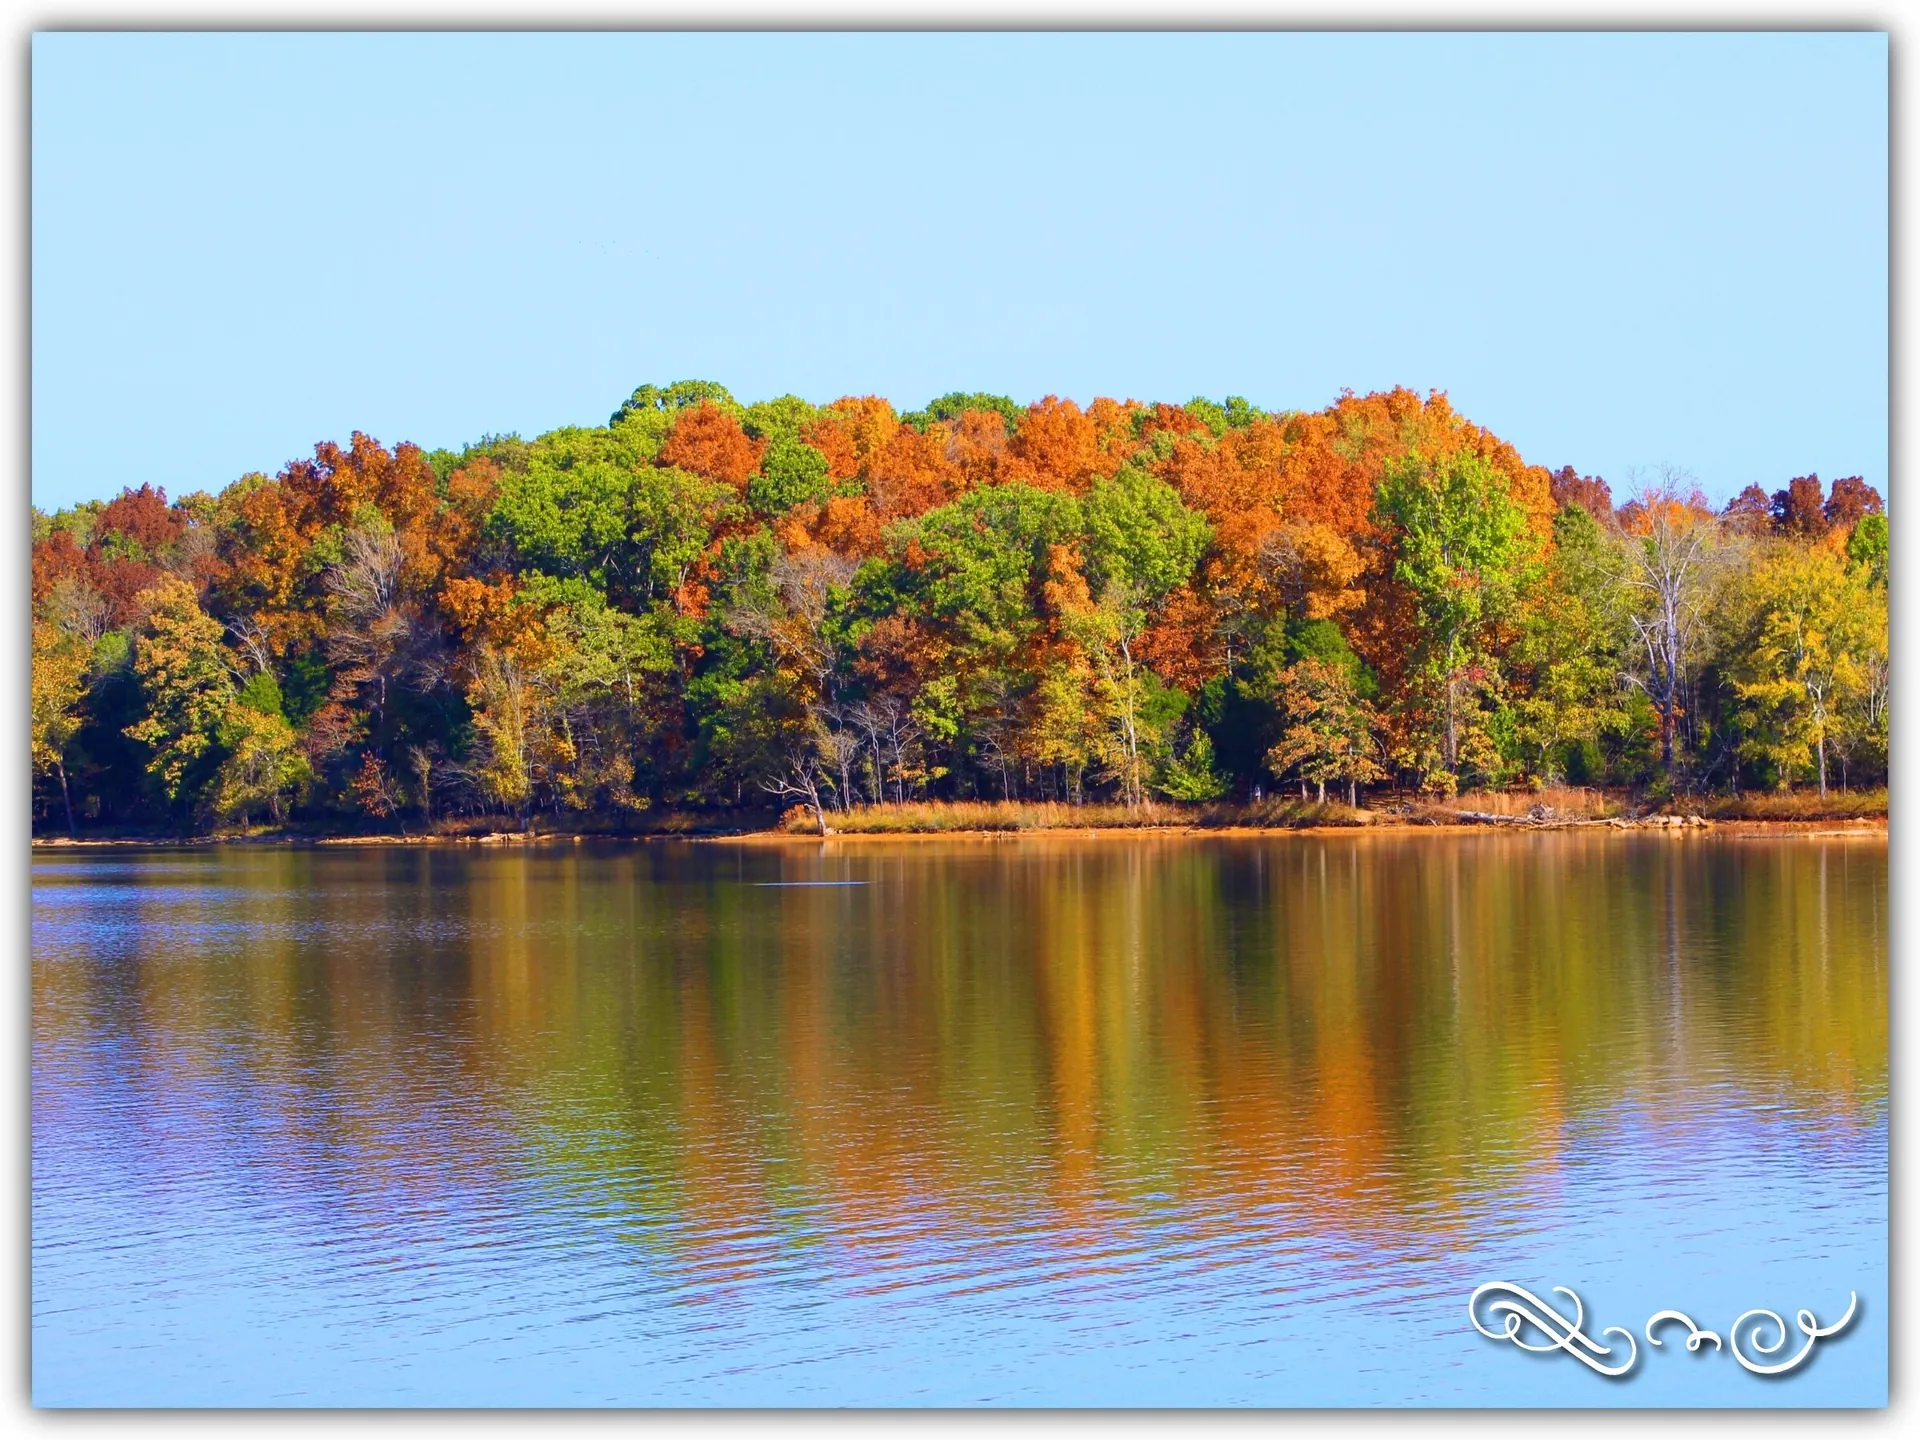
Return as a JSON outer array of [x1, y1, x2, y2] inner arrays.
[[30, 814, 1888, 849]]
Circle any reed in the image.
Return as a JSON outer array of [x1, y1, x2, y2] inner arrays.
[[1445, 786, 1625, 818], [1690, 788, 1888, 821], [780, 798, 1371, 834]]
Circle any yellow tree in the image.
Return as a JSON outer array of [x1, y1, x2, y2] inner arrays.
[[31, 621, 91, 836], [1042, 544, 1140, 805], [125, 576, 235, 819], [1837, 583, 1890, 786], [1265, 658, 1385, 805], [1025, 649, 1102, 804], [1059, 581, 1156, 807], [1731, 542, 1876, 797], [466, 642, 542, 828], [209, 703, 310, 828]]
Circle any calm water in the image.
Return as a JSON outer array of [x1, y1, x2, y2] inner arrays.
[[32, 834, 1886, 1407]]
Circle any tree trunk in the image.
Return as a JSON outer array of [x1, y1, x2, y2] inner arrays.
[[1657, 664, 1678, 781], [1348, 779, 1357, 807], [1445, 684, 1458, 774], [55, 760, 75, 840], [1317, 779, 1326, 804], [1442, 633, 1461, 775], [1817, 732, 1828, 800]]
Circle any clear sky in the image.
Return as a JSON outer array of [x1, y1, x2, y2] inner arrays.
[[30, 30, 1887, 511]]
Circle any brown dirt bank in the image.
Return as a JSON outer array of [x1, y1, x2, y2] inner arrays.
[[33, 814, 1885, 849], [713, 817, 1887, 845]]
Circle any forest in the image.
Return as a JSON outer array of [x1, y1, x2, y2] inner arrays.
[[29, 382, 1890, 836]]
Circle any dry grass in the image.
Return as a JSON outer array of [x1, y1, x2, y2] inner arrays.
[[1209, 798, 1371, 829], [781, 799, 1370, 834], [422, 808, 780, 838], [1445, 787, 1625, 819], [1688, 788, 1887, 821]]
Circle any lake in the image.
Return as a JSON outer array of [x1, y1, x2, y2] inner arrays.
[[31, 833, 1887, 1407]]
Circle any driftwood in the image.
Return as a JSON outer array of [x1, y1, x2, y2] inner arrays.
[[1444, 809, 1709, 830]]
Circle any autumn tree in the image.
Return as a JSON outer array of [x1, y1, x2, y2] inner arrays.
[[1823, 475, 1883, 531], [31, 621, 91, 836], [1730, 543, 1880, 796], [1549, 465, 1614, 523], [1265, 658, 1384, 805], [659, 402, 764, 492], [125, 576, 236, 821], [24, 378, 1894, 827], [465, 642, 540, 827], [1722, 484, 1773, 537], [1770, 474, 1829, 538]]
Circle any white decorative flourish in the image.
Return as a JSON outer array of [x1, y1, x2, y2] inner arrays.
[[1469, 1282, 1639, 1378], [1646, 1310, 1722, 1353], [1472, 1285, 1860, 1380], [1728, 1292, 1859, 1376]]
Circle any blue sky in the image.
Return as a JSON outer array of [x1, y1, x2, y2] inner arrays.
[[31, 30, 1887, 510]]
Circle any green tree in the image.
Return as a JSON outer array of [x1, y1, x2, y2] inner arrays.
[[1372, 452, 1533, 789], [532, 580, 679, 810], [1154, 726, 1228, 801], [489, 429, 733, 605], [750, 436, 833, 515], [1509, 503, 1635, 783], [741, 394, 822, 443], [610, 379, 741, 427], [901, 392, 1022, 432], [885, 484, 1085, 658], [878, 485, 1084, 792], [487, 431, 642, 585], [1847, 512, 1888, 590], [1184, 395, 1265, 436], [1082, 465, 1213, 601]]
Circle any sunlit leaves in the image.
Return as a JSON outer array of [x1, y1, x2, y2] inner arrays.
[[751, 436, 833, 515], [124, 576, 236, 809], [24, 377, 1895, 829], [1082, 466, 1212, 601]]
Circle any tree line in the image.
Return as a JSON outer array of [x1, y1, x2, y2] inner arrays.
[[30, 382, 1889, 835]]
